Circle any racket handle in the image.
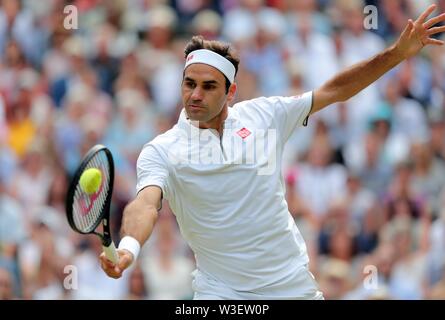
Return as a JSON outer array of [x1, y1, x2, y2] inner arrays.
[[102, 241, 119, 265]]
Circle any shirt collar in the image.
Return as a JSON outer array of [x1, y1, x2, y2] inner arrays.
[[177, 107, 238, 134]]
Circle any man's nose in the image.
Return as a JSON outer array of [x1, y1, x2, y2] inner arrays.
[[191, 87, 204, 101]]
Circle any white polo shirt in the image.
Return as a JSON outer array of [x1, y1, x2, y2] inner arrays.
[[136, 92, 314, 297]]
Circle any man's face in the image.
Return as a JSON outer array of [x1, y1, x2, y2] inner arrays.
[[181, 63, 230, 125]]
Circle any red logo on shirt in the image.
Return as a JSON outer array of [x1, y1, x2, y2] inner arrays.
[[236, 128, 251, 139], [186, 54, 194, 62]]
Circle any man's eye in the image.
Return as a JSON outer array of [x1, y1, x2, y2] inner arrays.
[[204, 85, 215, 90], [185, 82, 195, 88]]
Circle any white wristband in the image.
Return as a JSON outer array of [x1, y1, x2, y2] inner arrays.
[[118, 236, 141, 261]]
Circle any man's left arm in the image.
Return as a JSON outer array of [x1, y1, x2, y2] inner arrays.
[[311, 4, 445, 115]]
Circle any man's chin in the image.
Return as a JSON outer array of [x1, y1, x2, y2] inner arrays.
[[186, 109, 206, 121]]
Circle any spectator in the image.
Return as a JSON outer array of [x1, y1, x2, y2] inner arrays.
[[126, 263, 149, 300], [410, 141, 445, 217], [141, 213, 194, 300], [1, 0, 445, 300], [0, 267, 15, 299]]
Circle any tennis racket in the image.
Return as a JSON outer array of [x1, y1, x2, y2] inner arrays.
[[65, 144, 119, 264]]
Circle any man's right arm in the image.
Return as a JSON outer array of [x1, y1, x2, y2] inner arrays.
[[120, 186, 162, 247], [100, 186, 162, 279]]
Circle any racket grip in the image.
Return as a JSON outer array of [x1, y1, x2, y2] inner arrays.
[[102, 241, 119, 265]]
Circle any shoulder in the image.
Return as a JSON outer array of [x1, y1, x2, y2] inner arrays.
[[138, 126, 181, 161], [234, 96, 281, 109], [231, 97, 278, 128], [234, 94, 312, 109], [145, 125, 181, 149], [233, 96, 283, 117], [233, 93, 312, 118]]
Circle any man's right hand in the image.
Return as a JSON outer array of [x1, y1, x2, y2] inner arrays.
[[99, 249, 134, 279]]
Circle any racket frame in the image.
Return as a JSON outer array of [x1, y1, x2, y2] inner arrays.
[[65, 144, 115, 248]]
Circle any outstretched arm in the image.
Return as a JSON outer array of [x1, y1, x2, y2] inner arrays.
[[100, 186, 161, 279], [120, 186, 161, 246], [311, 4, 445, 114]]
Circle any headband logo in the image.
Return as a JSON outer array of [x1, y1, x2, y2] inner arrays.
[[186, 54, 194, 62]]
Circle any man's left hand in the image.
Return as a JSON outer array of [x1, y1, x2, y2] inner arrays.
[[396, 4, 445, 59]]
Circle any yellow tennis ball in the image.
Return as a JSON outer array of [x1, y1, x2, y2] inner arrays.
[[79, 168, 102, 195]]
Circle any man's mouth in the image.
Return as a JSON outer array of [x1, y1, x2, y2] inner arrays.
[[189, 104, 203, 110]]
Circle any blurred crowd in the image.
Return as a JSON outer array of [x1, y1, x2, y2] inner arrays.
[[1, 0, 445, 300]]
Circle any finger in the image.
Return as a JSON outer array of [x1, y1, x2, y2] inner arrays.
[[105, 269, 120, 278], [417, 4, 437, 24], [401, 19, 415, 37], [113, 264, 123, 275], [99, 259, 114, 274], [424, 12, 445, 29], [424, 38, 445, 45], [117, 252, 132, 271], [99, 253, 124, 279], [427, 25, 445, 35], [401, 19, 414, 37], [99, 254, 116, 268], [106, 269, 123, 279], [102, 262, 123, 278]]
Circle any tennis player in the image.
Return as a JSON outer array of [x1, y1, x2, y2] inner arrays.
[[100, 5, 445, 299]]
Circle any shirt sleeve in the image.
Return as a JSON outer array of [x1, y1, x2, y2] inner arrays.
[[136, 144, 169, 198], [271, 91, 313, 142], [242, 92, 313, 143]]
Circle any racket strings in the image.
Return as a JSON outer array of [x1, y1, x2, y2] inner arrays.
[[72, 151, 111, 233]]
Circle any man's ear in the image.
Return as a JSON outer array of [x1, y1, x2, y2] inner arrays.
[[227, 83, 237, 105]]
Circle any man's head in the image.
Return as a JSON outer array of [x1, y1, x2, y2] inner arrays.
[[182, 36, 239, 126]]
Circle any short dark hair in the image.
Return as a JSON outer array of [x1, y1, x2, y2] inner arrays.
[[184, 35, 240, 93]]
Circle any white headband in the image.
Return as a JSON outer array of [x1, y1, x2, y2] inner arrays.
[[184, 49, 236, 84]]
